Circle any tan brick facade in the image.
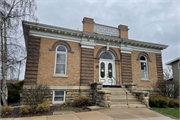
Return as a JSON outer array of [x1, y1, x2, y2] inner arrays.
[[24, 37, 161, 89], [131, 50, 158, 88], [37, 38, 81, 86]]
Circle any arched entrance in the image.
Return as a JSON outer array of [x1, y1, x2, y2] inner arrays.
[[99, 51, 116, 85]]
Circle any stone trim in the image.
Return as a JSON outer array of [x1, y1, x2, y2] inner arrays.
[[156, 53, 163, 81], [49, 40, 74, 53], [23, 85, 90, 90], [24, 36, 41, 85], [96, 46, 119, 60], [136, 52, 151, 62], [121, 53, 132, 83]]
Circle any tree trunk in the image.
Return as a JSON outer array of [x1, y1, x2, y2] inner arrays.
[[1, 21, 8, 106]]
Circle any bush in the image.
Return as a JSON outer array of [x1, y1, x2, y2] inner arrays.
[[19, 105, 32, 114], [149, 95, 168, 108], [22, 84, 51, 108], [73, 95, 91, 107], [36, 103, 50, 112], [1, 106, 13, 116], [7, 80, 24, 103], [168, 99, 179, 108]]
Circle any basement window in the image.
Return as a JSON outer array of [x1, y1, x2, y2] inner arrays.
[[53, 90, 66, 103]]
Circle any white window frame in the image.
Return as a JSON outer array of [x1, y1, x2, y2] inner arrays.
[[52, 90, 66, 103], [140, 56, 149, 80], [54, 45, 67, 75]]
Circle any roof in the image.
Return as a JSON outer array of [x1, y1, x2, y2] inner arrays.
[[22, 20, 168, 51], [166, 57, 180, 65]]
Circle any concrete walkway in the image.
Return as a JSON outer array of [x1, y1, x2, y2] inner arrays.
[[0, 108, 175, 120]]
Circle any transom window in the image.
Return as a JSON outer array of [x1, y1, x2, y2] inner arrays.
[[140, 56, 149, 80], [100, 52, 113, 60], [55, 45, 67, 75]]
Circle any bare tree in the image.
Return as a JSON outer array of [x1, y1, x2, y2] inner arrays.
[[157, 80, 179, 98], [0, 0, 38, 105], [163, 66, 173, 80]]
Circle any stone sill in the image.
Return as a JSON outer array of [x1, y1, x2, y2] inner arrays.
[[141, 79, 150, 81], [53, 75, 68, 78]]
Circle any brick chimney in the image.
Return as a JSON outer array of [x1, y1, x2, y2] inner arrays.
[[82, 17, 94, 33], [118, 25, 129, 39]]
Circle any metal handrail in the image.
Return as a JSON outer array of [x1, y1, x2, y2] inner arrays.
[[112, 76, 129, 106]]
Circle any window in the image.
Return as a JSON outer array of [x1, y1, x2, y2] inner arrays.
[[55, 45, 67, 75], [140, 56, 149, 80], [101, 62, 105, 78], [53, 90, 65, 103], [178, 62, 180, 69], [108, 63, 112, 78], [100, 52, 113, 59]]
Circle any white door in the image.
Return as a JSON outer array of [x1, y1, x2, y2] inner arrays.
[[99, 59, 116, 85]]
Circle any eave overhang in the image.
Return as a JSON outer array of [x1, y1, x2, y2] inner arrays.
[[22, 20, 168, 51]]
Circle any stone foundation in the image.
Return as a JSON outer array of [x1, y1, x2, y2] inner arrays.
[[90, 82, 111, 108]]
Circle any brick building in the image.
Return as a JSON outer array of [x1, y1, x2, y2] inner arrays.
[[22, 17, 168, 106]]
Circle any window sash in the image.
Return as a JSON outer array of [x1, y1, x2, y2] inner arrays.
[[141, 61, 148, 79], [55, 52, 67, 75], [53, 91, 65, 103]]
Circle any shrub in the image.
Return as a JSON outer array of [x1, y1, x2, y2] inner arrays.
[[19, 105, 32, 114], [66, 101, 70, 106], [7, 80, 24, 103], [149, 95, 168, 108], [73, 95, 91, 107], [22, 84, 51, 108], [1, 106, 13, 116], [168, 99, 179, 108], [36, 103, 50, 112]]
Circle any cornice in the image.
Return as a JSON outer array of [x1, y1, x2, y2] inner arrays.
[[22, 20, 168, 51]]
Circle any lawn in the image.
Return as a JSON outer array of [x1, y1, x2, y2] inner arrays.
[[150, 107, 179, 119]]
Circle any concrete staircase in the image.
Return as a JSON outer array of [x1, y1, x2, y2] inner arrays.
[[102, 87, 146, 108]]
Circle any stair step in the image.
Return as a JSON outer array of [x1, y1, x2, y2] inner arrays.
[[102, 88, 128, 91], [111, 101, 142, 105], [111, 104, 146, 108], [111, 96, 136, 99], [111, 98, 139, 102]]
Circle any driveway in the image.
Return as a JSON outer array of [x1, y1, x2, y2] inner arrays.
[[0, 108, 174, 120]]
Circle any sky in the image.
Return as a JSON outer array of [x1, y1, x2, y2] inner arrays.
[[19, 0, 179, 80]]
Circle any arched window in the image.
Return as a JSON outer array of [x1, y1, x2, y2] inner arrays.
[[100, 52, 113, 60], [140, 56, 149, 79], [55, 45, 67, 75]]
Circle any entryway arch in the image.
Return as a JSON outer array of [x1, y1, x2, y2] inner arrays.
[[99, 50, 116, 85]]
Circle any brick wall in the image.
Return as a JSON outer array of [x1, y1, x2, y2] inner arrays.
[[24, 36, 41, 85], [131, 50, 158, 88], [80, 48, 94, 86], [121, 53, 132, 83], [37, 38, 81, 86], [156, 53, 163, 81]]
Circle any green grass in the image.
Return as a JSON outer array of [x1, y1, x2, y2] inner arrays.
[[150, 107, 179, 119]]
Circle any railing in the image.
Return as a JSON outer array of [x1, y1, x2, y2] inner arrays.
[[112, 76, 129, 106]]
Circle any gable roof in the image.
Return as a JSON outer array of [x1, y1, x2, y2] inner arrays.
[[166, 57, 180, 65]]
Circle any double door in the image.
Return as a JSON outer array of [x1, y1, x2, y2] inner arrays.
[[99, 59, 116, 85]]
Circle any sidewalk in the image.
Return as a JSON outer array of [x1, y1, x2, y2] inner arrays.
[[0, 108, 175, 120]]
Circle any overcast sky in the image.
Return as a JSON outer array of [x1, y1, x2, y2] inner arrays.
[[20, 0, 179, 80]]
